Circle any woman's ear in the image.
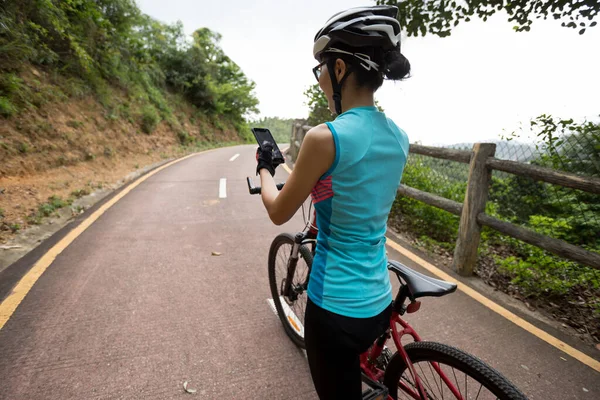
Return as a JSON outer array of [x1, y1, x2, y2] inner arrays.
[[335, 58, 346, 83]]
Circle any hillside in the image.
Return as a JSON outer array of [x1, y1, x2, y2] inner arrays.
[[0, 0, 258, 245]]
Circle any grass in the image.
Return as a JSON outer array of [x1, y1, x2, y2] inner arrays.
[[27, 195, 71, 225], [0, 208, 4, 218], [72, 205, 85, 214], [0, 96, 16, 117], [66, 120, 84, 128], [177, 130, 194, 146], [141, 105, 160, 134], [71, 188, 90, 199], [17, 141, 30, 154]]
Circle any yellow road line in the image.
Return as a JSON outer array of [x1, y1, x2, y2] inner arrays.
[[385, 237, 600, 373], [282, 157, 600, 372], [0, 151, 213, 331]]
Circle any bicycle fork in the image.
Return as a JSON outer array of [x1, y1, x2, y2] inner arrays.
[[281, 232, 306, 298]]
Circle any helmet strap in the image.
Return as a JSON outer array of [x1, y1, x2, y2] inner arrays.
[[327, 59, 352, 116]]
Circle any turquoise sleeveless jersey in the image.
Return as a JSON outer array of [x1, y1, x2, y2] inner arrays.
[[307, 106, 409, 318]]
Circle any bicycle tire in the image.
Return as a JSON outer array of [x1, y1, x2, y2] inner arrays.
[[383, 341, 528, 400], [268, 233, 313, 349]]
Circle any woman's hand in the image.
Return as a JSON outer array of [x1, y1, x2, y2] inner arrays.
[[256, 141, 282, 176], [258, 124, 335, 225]]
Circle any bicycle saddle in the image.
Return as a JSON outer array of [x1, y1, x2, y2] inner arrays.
[[388, 260, 457, 299]]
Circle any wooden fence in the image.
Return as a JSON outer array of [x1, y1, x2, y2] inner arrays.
[[289, 122, 600, 276]]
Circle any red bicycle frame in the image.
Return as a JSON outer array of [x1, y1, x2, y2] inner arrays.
[[360, 310, 464, 400]]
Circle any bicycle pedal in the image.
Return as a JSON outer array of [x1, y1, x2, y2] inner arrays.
[[361, 388, 388, 400], [361, 373, 389, 400]]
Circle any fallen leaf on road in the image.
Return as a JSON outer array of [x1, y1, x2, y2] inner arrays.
[[520, 365, 529, 371], [211, 251, 222, 256], [560, 357, 567, 361], [183, 381, 197, 394], [583, 388, 589, 392], [0, 245, 23, 250]]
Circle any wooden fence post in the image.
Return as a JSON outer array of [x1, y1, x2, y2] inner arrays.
[[289, 120, 307, 162], [453, 143, 496, 276]]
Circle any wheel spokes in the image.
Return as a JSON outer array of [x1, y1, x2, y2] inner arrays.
[[399, 360, 500, 399], [274, 243, 309, 338]]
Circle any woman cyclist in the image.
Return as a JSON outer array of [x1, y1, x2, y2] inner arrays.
[[256, 5, 411, 399]]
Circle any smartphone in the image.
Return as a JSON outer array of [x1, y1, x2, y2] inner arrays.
[[251, 127, 285, 164]]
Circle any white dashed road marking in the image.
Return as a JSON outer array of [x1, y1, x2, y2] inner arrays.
[[219, 178, 227, 198]]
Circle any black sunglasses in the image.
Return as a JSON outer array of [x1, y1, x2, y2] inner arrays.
[[312, 60, 327, 82]]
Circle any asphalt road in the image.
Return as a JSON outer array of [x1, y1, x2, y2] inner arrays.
[[0, 144, 598, 399]]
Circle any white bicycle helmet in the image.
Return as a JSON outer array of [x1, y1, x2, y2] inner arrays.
[[313, 5, 401, 61], [312, 5, 402, 115]]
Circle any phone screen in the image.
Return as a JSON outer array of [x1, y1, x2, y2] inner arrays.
[[251, 128, 284, 163]]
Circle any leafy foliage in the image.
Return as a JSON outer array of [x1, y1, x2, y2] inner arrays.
[[392, 117, 600, 302], [375, 0, 600, 37], [495, 216, 600, 297], [0, 0, 258, 134], [141, 105, 160, 134], [251, 116, 297, 144], [495, 116, 600, 247], [392, 154, 466, 243], [304, 84, 332, 126]]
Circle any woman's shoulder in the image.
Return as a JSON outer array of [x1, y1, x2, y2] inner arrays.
[[305, 123, 334, 144]]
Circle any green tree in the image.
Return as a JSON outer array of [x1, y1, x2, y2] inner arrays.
[[0, 0, 259, 131], [375, 0, 599, 37], [251, 116, 296, 144], [304, 84, 331, 126], [304, 84, 385, 126]]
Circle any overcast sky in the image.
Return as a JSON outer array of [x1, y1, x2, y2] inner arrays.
[[136, 0, 600, 145]]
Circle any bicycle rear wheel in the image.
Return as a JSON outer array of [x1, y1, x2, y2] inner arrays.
[[383, 341, 528, 400], [268, 233, 313, 349]]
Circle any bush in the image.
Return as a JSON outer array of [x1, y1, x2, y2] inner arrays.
[[391, 155, 466, 244], [177, 130, 194, 146], [0, 1, 257, 130], [17, 141, 30, 153], [141, 105, 160, 134], [0, 97, 15, 117]]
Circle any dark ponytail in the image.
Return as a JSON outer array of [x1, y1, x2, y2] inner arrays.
[[383, 46, 410, 80], [323, 43, 411, 92]]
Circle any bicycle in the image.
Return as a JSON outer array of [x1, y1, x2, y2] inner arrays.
[[247, 177, 528, 400]]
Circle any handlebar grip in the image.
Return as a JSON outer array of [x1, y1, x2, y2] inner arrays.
[[247, 177, 284, 195]]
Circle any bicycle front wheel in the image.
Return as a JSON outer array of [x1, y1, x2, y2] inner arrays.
[[268, 233, 313, 349], [383, 341, 528, 400]]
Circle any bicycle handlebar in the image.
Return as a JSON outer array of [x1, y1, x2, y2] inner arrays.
[[247, 177, 284, 195]]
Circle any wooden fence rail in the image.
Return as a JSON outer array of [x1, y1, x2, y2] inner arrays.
[[289, 122, 600, 275]]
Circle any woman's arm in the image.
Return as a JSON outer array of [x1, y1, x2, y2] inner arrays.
[[260, 124, 335, 225]]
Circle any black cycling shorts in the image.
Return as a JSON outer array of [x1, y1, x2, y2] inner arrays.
[[304, 297, 392, 399]]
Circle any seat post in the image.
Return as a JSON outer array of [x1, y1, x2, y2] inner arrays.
[[393, 285, 409, 315]]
